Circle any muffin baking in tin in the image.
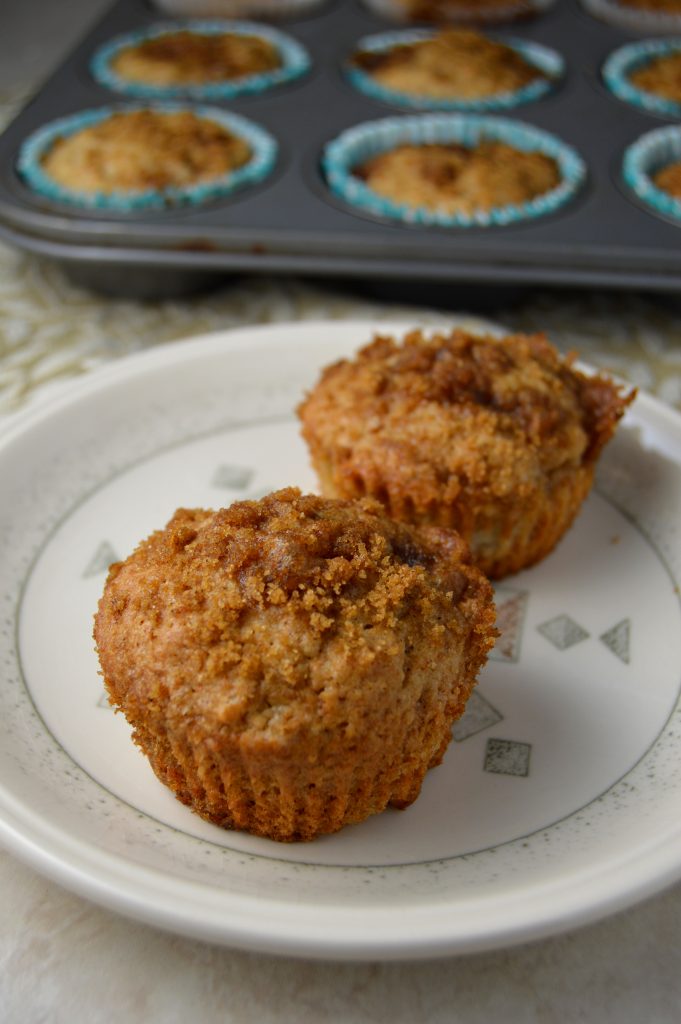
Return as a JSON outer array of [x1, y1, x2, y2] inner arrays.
[[604, 38, 681, 118], [90, 20, 311, 100], [17, 104, 278, 211], [360, 0, 556, 26], [582, 0, 681, 33], [323, 114, 586, 228], [623, 123, 681, 223], [346, 28, 563, 112]]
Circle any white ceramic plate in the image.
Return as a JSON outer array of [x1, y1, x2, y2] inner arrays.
[[1, 320, 681, 961]]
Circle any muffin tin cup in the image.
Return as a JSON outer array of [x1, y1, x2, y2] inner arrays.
[[16, 103, 278, 212], [359, 0, 556, 25], [323, 113, 586, 228], [623, 123, 681, 223], [345, 30, 564, 112], [90, 20, 311, 100], [581, 0, 681, 34], [603, 38, 681, 119]]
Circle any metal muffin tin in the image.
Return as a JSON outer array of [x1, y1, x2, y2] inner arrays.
[[1, 0, 681, 297]]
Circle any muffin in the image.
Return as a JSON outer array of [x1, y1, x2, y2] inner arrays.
[[93, 488, 496, 842], [362, 0, 546, 25], [109, 29, 280, 86], [18, 105, 277, 210], [355, 140, 560, 216], [622, 124, 681, 222], [323, 114, 586, 228], [582, 0, 681, 29], [150, 0, 325, 17], [347, 28, 559, 111], [629, 49, 681, 103], [653, 159, 681, 196], [603, 40, 681, 117], [298, 330, 634, 580], [91, 22, 310, 99]]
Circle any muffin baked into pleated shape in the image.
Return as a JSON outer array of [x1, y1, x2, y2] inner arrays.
[[94, 488, 496, 842], [298, 330, 634, 580]]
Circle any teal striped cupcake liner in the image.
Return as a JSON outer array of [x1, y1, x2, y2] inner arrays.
[[346, 31, 563, 112], [90, 21, 310, 100], [17, 104, 278, 212], [623, 124, 681, 223], [581, 0, 681, 33], [323, 114, 586, 228], [603, 39, 681, 119]]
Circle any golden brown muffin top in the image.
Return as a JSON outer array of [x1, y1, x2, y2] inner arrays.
[[352, 28, 545, 100], [653, 160, 681, 198], [111, 30, 280, 86], [355, 141, 560, 214], [94, 488, 495, 743], [630, 51, 681, 102], [41, 110, 251, 194], [298, 330, 633, 506]]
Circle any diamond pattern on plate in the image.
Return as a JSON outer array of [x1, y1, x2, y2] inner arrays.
[[452, 691, 504, 742], [83, 541, 119, 578], [489, 588, 528, 663], [537, 614, 589, 650], [484, 738, 531, 778], [211, 464, 254, 490], [600, 618, 631, 664]]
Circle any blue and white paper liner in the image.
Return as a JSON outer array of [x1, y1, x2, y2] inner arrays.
[[323, 114, 586, 228], [90, 21, 310, 100], [623, 124, 681, 223], [603, 39, 681, 118], [360, 0, 556, 24], [346, 31, 563, 112], [17, 104, 278, 212], [581, 0, 681, 34]]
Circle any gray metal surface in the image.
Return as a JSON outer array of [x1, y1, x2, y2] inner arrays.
[[0, 0, 679, 294]]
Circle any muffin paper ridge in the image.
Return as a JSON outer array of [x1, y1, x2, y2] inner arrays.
[[90, 20, 311, 100], [603, 38, 681, 118], [360, 0, 556, 25], [345, 31, 563, 112], [322, 113, 586, 228], [17, 103, 278, 211], [623, 123, 681, 223]]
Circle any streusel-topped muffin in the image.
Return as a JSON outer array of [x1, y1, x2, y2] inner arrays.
[[109, 29, 280, 87], [40, 109, 251, 194], [351, 28, 548, 102], [298, 330, 634, 579], [94, 488, 496, 842], [629, 50, 681, 103], [354, 140, 560, 215]]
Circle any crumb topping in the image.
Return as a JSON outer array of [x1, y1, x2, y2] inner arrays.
[[298, 329, 633, 506], [95, 488, 494, 741], [41, 110, 251, 194], [353, 28, 546, 100], [355, 141, 560, 214], [630, 51, 681, 103], [111, 30, 281, 86]]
